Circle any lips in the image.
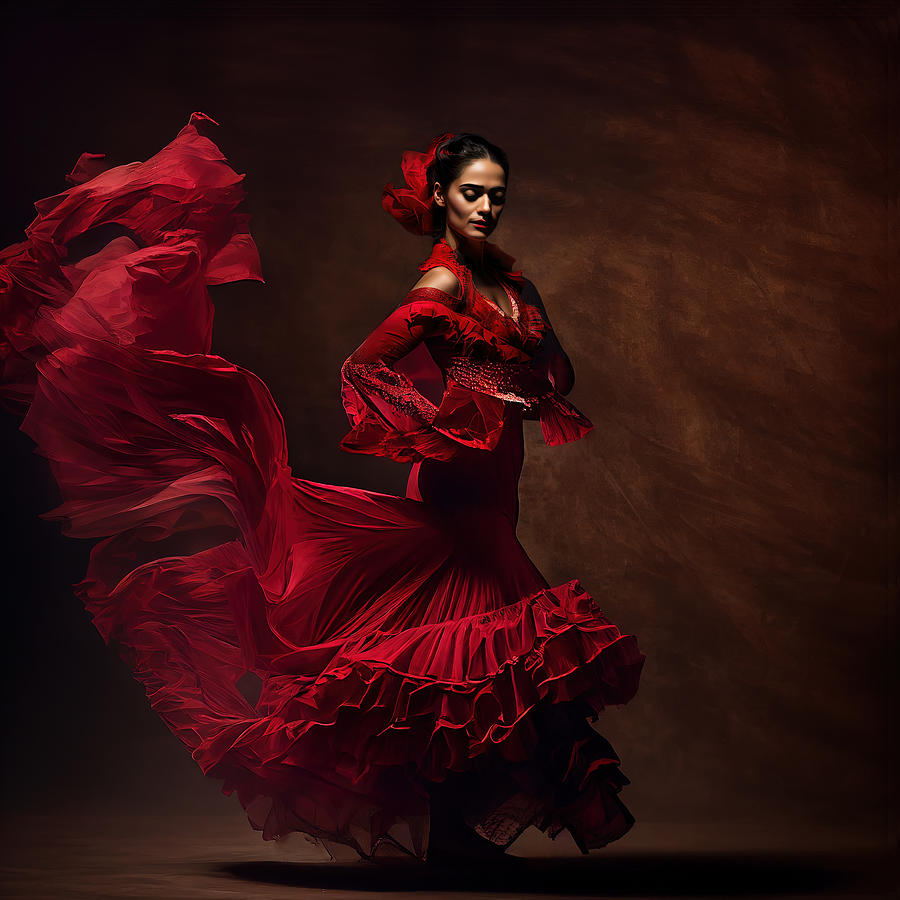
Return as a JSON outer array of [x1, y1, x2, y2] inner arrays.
[[471, 220, 490, 230]]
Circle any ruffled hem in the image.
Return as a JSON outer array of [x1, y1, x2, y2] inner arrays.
[[198, 578, 643, 785], [76, 535, 642, 860], [238, 697, 637, 860]]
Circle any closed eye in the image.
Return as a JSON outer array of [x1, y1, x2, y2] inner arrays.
[[461, 186, 507, 204]]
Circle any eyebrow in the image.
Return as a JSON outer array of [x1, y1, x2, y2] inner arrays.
[[459, 183, 506, 189]]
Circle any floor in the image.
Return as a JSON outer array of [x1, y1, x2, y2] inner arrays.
[[0, 813, 894, 899]]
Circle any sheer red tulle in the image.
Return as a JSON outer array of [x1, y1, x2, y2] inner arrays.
[[0, 112, 645, 861]]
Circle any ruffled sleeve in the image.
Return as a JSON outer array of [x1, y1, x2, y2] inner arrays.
[[339, 287, 521, 463]]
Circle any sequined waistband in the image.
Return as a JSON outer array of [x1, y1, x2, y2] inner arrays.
[[445, 356, 551, 405]]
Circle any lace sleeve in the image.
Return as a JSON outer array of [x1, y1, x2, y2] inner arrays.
[[340, 300, 443, 432], [339, 289, 506, 463], [341, 359, 439, 425]]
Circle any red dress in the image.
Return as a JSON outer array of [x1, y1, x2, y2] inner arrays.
[[0, 113, 645, 861]]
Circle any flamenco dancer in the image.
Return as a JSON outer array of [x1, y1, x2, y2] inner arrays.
[[0, 113, 645, 863]]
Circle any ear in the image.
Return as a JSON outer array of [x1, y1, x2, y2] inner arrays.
[[433, 182, 445, 207]]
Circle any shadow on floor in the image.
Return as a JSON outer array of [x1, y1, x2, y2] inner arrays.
[[219, 850, 895, 896]]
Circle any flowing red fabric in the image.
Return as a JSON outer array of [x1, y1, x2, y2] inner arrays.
[[0, 113, 645, 861], [381, 131, 455, 236]]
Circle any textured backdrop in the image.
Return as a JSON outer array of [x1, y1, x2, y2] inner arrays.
[[1, 2, 894, 855]]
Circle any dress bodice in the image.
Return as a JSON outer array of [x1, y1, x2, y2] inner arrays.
[[339, 240, 594, 465]]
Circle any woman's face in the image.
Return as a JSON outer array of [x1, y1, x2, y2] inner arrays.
[[434, 157, 507, 242]]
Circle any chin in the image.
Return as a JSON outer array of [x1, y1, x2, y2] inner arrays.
[[450, 223, 495, 242]]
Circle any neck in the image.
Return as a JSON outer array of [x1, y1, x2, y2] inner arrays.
[[441, 227, 487, 270]]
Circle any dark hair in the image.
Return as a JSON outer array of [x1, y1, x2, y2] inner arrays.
[[426, 133, 510, 245]]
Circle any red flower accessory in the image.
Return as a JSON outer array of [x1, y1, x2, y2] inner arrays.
[[382, 132, 455, 235]]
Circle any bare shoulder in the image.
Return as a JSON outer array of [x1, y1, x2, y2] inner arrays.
[[411, 265, 462, 298]]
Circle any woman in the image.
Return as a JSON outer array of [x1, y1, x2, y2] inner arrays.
[[0, 114, 645, 864]]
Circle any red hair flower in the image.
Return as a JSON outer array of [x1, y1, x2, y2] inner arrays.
[[382, 132, 455, 235]]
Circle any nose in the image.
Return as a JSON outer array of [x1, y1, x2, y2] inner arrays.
[[477, 195, 492, 216]]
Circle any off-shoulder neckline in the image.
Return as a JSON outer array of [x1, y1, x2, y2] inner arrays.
[[402, 280, 548, 356], [423, 239, 524, 324]]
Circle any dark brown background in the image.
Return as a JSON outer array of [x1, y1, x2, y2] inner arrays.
[[1, 0, 895, 884]]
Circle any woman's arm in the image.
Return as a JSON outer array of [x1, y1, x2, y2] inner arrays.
[[524, 279, 575, 396], [341, 265, 464, 432], [339, 280, 506, 462], [341, 298, 446, 433]]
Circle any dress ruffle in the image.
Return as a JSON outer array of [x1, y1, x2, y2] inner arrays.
[[0, 112, 645, 861]]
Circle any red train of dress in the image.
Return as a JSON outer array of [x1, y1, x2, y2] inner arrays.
[[0, 112, 645, 861]]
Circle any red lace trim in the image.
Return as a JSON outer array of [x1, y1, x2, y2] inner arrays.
[[399, 285, 463, 311], [340, 359, 439, 425]]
